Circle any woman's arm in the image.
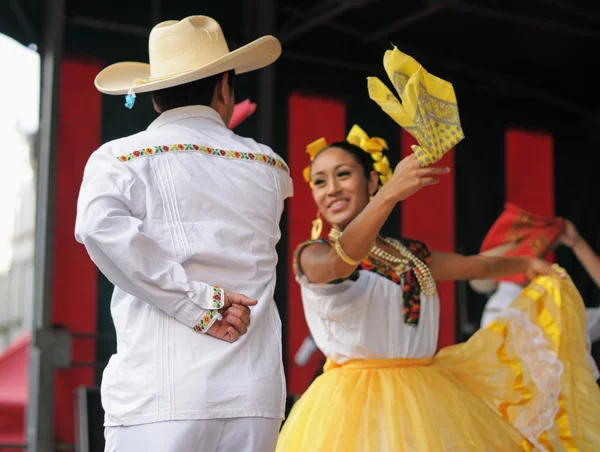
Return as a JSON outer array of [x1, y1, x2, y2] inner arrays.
[[300, 193, 397, 283], [560, 220, 600, 287], [428, 251, 554, 282], [300, 155, 450, 284], [572, 240, 600, 287]]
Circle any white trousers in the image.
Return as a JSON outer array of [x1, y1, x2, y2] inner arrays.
[[104, 418, 281, 452]]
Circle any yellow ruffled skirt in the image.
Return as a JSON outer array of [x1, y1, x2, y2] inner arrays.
[[277, 275, 600, 451]]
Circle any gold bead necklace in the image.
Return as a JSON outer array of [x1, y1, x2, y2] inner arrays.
[[378, 236, 437, 296], [328, 228, 437, 296]]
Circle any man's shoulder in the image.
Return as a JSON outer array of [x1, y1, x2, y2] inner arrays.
[[91, 130, 156, 163], [81, 132, 149, 181], [231, 134, 288, 169], [94, 131, 147, 157], [231, 134, 293, 197]]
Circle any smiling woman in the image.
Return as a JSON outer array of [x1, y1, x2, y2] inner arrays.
[[276, 122, 600, 451], [310, 143, 378, 229], [299, 133, 449, 285]]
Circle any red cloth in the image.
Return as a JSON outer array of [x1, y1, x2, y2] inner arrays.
[[229, 99, 256, 129], [480, 203, 565, 284]]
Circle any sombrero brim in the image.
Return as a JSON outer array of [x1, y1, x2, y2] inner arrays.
[[95, 35, 281, 95]]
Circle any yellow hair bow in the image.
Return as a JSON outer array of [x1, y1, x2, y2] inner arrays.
[[303, 125, 392, 185], [346, 124, 392, 185], [346, 124, 388, 154], [303, 137, 328, 183], [367, 47, 464, 167], [306, 137, 328, 161]]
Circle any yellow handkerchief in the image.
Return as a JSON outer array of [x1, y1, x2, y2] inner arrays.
[[367, 47, 464, 167]]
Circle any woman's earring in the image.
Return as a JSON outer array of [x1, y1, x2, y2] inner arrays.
[[311, 211, 323, 240]]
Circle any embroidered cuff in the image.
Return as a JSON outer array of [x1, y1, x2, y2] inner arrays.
[[192, 286, 225, 334], [193, 309, 223, 333], [208, 286, 225, 309]]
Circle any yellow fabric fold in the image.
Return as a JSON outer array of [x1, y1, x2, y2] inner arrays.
[[277, 271, 600, 452], [367, 47, 465, 167]]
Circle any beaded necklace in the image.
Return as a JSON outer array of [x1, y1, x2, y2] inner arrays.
[[328, 228, 437, 296]]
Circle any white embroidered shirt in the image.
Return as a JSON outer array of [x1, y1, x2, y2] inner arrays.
[[75, 106, 293, 426]]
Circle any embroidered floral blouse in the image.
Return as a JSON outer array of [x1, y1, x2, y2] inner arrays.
[[294, 237, 440, 363]]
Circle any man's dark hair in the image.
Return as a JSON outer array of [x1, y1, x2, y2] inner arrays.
[[151, 69, 235, 112]]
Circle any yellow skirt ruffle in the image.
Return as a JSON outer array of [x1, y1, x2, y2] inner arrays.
[[277, 274, 600, 451]]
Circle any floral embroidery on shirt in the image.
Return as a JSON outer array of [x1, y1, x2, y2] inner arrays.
[[192, 285, 225, 333], [360, 254, 408, 284], [117, 143, 289, 174], [402, 267, 421, 325], [293, 237, 432, 326], [404, 238, 432, 265], [359, 253, 423, 325], [193, 310, 221, 333], [397, 238, 432, 326], [211, 286, 224, 308]]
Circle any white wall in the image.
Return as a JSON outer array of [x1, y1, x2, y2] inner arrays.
[[0, 34, 39, 351]]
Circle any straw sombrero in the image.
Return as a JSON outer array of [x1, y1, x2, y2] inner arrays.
[[94, 15, 281, 96]]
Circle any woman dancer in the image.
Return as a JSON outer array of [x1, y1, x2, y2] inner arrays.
[[276, 125, 600, 451]]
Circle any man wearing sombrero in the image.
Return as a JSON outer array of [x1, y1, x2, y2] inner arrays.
[[75, 16, 291, 452]]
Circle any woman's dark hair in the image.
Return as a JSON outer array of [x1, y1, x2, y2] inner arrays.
[[312, 141, 374, 179], [151, 69, 235, 112]]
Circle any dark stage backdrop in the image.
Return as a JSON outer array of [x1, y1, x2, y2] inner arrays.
[[52, 51, 599, 397]]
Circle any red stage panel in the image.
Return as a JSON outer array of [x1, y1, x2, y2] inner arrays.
[[51, 57, 103, 443], [505, 129, 555, 261], [400, 131, 456, 348], [505, 129, 554, 215], [287, 93, 345, 395]]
